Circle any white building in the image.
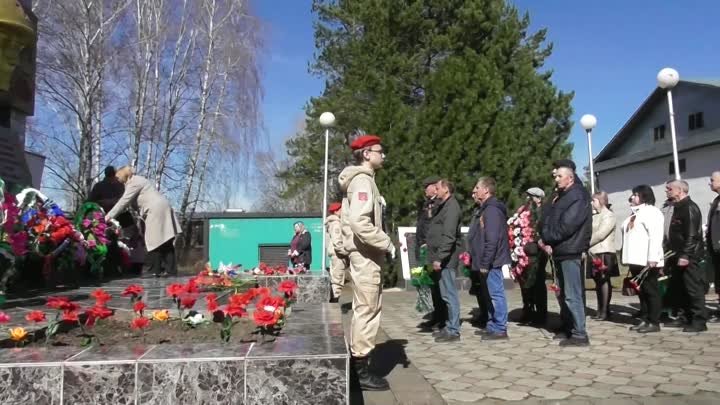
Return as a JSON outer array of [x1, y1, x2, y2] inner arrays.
[[594, 79, 720, 247]]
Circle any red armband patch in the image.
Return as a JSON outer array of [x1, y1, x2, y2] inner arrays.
[[357, 192, 368, 201]]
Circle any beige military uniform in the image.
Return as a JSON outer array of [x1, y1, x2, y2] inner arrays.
[[338, 165, 392, 358], [325, 214, 349, 299]]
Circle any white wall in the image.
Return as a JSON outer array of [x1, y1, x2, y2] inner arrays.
[[597, 144, 720, 249]]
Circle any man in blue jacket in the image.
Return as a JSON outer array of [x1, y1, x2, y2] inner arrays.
[[541, 162, 592, 346], [468, 177, 512, 340]]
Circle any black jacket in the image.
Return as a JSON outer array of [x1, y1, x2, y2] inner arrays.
[[708, 195, 720, 254], [668, 196, 703, 261], [89, 178, 125, 213], [426, 195, 462, 269], [468, 196, 512, 271], [541, 182, 592, 260], [415, 197, 437, 261]]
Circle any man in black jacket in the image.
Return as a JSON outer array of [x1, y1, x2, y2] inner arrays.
[[708, 172, 720, 322], [426, 179, 462, 343], [665, 180, 707, 332], [468, 177, 512, 340], [416, 176, 447, 330], [541, 162, 592, 346]]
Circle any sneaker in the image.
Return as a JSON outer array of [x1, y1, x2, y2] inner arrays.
[[434, 334, 461, 343], [636, 323, 661, 333], [682, 324, 708, 333], [559, 336, 590, 347], [482, 332, 509, 341]]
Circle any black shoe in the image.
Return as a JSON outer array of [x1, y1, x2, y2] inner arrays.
[[682, 324, 708, 333], [418, 319, 439, 329], [630, 321, 649, 331], [329, 296, 339, 303], [435, 334, 461, 343], [637, 323, 661, 333], [553, 331, 570, 340], [474, 328, 490, 336], [665, 319, 688, 328], [351, 357, 389, 391], [482, 332, 509, 341], [559, 337, 590, 347], [431, 329, 447, 338]]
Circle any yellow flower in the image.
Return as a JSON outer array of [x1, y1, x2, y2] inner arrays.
[[152, 309, 170, 321], [9, 327, 28, 342], [410, 267, 423, 277]]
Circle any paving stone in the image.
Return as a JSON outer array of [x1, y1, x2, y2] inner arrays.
[[670, 374, 707, 384], [472, 380, 511, 389], [530, 387, 572, 400], [485, 389, 529, 401], [594, 375, 631, 385], [561, 377, 594, 387], [611, 365, 647, 374], [657, 384, 698, 395], [696, 381, 720, 393], [425, 371, 463, 381], [613, 385, 655, 396], [632, 374, 669, 384], [537, 368, 573, 377], [441, 390, 485, 402], [435, 380, 472, 391], [500, 370, 536, 379], [571, 386, 615, 398], [574, 367, 609, 376]]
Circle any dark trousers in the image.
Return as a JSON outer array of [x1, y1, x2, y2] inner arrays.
[[145, 238, 177, 276], [712, 251, 720, 297], [469, 270, 492, 325], [668, 258, 707, 325], [632, 265, 661, 325], [520, 258, 548, 323], [430, 269, 447, 326]]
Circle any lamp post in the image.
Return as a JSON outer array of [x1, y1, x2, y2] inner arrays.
[[657, 67, 681, 180], [580, 114, 597, 195], [318, 112, 336, 273]]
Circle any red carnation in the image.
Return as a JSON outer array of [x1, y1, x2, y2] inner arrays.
[[225, 304, 246, 318], [61, 301, 81, 312], [122, 285, 144, 297], [184, 279, 199, 294], [278, 280, 298, 296], [130, 317, 150, 330], [86, 306, 113, 320], [62, 310, 80, 322], [90, 289, 112, 305], [253, 309, 277, 327], [46, 296, 70, 310], [180, 295, 197, 309], [133, 301, 146, 314], [26, 310, 46, 323], [229, 293, 252, 307], [205, 294, 219, 312], [166, 283, 185, 298]]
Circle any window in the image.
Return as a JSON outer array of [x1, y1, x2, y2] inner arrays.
[[689, 112, 704, 131], [259, 244, 291, 267], [668, 158, 686, 176], [653, 125, 666, 141]]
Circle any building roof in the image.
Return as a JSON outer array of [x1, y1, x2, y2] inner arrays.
[[595, 79, 720, 163]]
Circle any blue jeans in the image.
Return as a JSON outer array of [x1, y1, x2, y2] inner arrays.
[[486, 268, 508, 334], [438, 268, 461, 336], [557, 259, 587, 339]]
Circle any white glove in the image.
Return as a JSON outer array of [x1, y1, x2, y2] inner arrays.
[[388, 244, 396, 260]]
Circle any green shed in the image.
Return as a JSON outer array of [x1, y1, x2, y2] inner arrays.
[[197, 212, 324, 273]]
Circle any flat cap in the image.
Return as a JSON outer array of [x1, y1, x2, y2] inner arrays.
[[422, 175, 441, 187], [526, 187, 545, 198]]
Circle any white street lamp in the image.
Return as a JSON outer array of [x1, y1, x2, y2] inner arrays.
[[319, 111, 335, 274], [657, 67, 681, 180], [580, 114, 597, 195]]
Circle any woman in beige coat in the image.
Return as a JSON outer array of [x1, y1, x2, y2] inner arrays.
[[106, 166, 181, 276], [586, 191, 619, 321]]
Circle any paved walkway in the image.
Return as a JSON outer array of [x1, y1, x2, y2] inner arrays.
[[353, 287, 720, 405]]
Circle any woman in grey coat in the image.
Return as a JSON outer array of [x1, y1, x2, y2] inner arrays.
[[106, 166, 181, 276]]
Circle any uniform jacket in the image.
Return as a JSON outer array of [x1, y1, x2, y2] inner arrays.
[[426, 194, 462, 269], [620, 204, 665, 267], [589, 207, 616, 255], [325, 214, 346, 258], [707, 195, 720, 254], [338, 165, 392, 254], [106, 175, 181, 252]]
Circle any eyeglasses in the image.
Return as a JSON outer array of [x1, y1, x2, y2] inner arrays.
[[367, 149, 385, 157]]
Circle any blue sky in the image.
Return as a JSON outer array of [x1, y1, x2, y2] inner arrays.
[[253, 0, 720, 171]]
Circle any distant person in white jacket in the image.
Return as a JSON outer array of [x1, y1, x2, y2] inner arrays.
[[621, 185, 665, 333]]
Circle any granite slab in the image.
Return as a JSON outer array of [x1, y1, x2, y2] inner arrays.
[[248, 335, 348, 358], [0, 363, 62, 405], [63, 363, 136, 405]]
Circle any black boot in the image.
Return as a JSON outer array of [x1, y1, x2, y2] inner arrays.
[[352, 356, 389, 391]]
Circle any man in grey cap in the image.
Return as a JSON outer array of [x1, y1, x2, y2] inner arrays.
[[518, 187, 549, 325], [416, 175, 446, 330]]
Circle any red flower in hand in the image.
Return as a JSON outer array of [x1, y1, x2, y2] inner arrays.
[[133, 301, 146, 314], [253, 309, 277, 327], [91, 289, 112, 305], [130, 317, 150, 330], [122, 285, 144, 297], [46, 296, 70, 310], [278, 280, 298, 296], [166, 283, 185, 298], [26, 310, 46, 323]]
